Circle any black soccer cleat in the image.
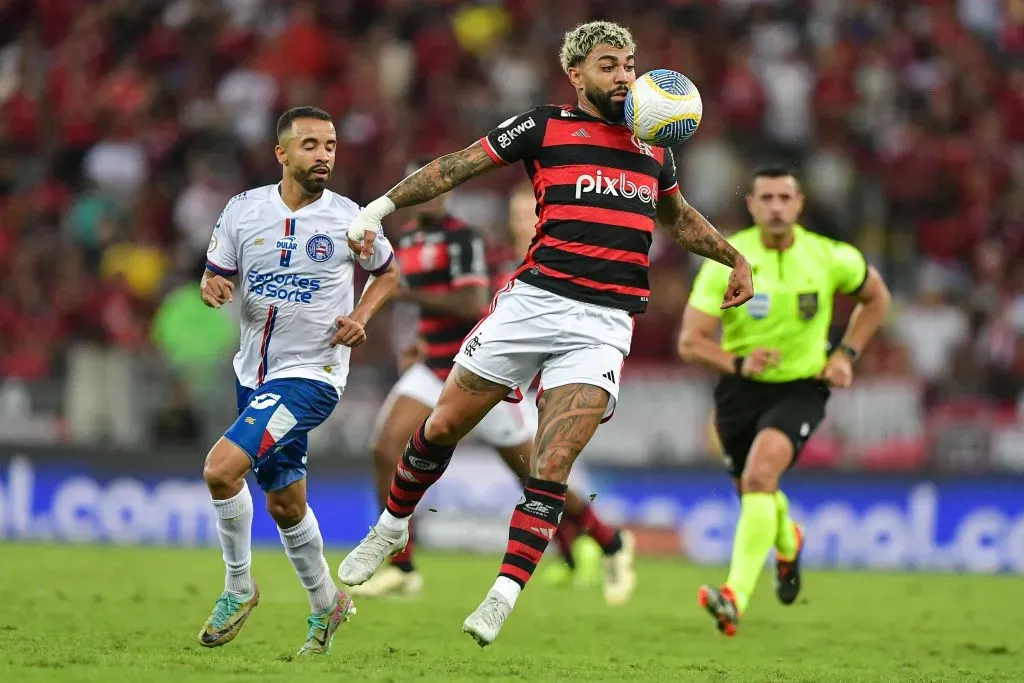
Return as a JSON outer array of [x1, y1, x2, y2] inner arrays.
[[775, 524, 804, 606]]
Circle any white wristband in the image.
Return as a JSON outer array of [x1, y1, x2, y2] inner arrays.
[[348, 196, 396, 242], [363, 196, 396, 227]]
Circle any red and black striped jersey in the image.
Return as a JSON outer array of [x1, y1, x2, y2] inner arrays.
[[393, 215, 488, 379], [479, 104, 679, 314]]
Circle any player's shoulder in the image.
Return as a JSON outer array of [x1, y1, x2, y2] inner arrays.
[[495, 105, 564, 127], [321, 190, 362, 219], [728, 226, 762, 250], [220, 185, 274, 226], [796, 225, 859, 257], [441, 215, 479, 237]]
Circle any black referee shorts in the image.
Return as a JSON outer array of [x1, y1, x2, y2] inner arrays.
[[712, 375, 830, 478]]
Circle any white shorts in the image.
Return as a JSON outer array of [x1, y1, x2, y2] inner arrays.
[[456, 280, 633, 421], [376, 362, 533, 448]]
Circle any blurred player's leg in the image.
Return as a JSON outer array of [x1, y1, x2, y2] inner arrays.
[[198, 438, 259, 648], [773, 488, 804, 605], [338, 364, 509, 586], [350, 391, 432, 598], [267, 479, 355, 655], [463, 383, 608, 647], [699, 428, 792, 635]]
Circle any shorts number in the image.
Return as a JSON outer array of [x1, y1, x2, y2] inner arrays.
[[249, 392, 282, 410]]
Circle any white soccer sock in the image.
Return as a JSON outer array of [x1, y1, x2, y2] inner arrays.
[[278, 506, 337, 614], [212, 483, 254, 597], [492, 576, 522, 609], [377, 509, 410, 536]]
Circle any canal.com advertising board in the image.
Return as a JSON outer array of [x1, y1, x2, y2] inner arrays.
[[1, 447, 1022, 574]]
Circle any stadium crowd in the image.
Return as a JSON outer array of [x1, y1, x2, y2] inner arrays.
[[1, 0, 1024, 449]]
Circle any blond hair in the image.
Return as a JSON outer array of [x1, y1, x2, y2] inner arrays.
[[559, 21, 636, 74]]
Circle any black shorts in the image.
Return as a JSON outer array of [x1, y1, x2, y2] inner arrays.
[[712, 375, 830, 478]]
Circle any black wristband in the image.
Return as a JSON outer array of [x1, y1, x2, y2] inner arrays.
[[733, 356, 745, 375], [838, 344, 859, 360]]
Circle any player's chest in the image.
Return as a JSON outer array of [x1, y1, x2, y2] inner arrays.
[[742, 254, 831, 322], [240, 217, 343, 273]]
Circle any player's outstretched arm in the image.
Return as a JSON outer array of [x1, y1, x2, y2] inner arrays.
[[387, 141, 501, 208], [657, 191, 753, 309], [331, 258, 401, 348], [351, 141, 502, 261]]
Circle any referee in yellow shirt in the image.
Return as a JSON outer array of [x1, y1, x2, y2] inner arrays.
[[678, 165, 891, 636]]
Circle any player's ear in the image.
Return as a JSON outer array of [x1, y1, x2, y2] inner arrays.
[[794, 191, 805, 215], [275, 144, 288, 166], [567, 65, 584, 92]]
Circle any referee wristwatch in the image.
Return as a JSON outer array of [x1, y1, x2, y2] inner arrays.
[[836, 344, 859, 361]]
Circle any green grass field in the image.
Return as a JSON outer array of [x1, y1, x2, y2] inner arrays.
[[0, 543, 1021, 682]]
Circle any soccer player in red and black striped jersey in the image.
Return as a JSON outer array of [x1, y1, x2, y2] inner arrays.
[[340, 20, 753, 646], [352, 163, 634, 601]]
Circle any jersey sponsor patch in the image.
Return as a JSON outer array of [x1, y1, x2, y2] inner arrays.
[[747, 292, 770, 320]]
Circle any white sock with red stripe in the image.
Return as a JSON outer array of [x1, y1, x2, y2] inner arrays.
[[212, 483, 254, 598], [278, 506, 337, 614]]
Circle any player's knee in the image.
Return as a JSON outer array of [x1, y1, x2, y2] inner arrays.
[[370, 437, 401, 469], [423, 410, 467, 445], [740, 431, 792, 493], [532, 445, 576, 483], [202, 440, 248, 494], [266, 498, 306, 528]]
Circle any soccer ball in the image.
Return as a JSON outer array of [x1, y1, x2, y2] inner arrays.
[[624, 69, 703, 147]]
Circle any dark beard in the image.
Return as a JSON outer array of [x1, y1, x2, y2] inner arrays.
[[586, 84, 626, 122], [294, 166, 330, 195]]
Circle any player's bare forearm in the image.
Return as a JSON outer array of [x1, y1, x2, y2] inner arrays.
[[409, 285, 489, 322], [678, 306, 736, 375], [351, 261, 400, 326], [657, 192, 742, 268], [386, 142, 500, 208], [840, 267, 891, 355]]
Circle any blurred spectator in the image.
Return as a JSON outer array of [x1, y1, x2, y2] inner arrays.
[[0, 0, 1022, 459]]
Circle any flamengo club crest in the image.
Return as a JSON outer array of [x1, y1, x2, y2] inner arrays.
[[630, 134, 656, 158]]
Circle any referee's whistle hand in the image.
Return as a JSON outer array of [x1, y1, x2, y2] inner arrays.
[[741, 348, 781, 377], [721, 261, 754, 309], [817, 354, 854, 388]]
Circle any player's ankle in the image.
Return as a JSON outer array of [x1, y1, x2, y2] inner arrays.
[[600, 530, 624, 556], [391, 560, 416, 573]]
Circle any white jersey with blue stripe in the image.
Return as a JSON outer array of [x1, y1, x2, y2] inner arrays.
[[206, 184, 393, 395]]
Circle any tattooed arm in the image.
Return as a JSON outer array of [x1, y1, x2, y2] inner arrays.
[[352, 141, 501, 260], [387, 142, 500, 208], [657, 191, 754, 309]]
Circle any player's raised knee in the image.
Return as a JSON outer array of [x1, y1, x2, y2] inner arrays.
[[741, 430, 792, 492], [203, 438, 250, 495]]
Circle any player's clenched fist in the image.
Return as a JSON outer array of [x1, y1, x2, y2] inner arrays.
[[201, 274, 234, 309], [330, 316, 366, 348]]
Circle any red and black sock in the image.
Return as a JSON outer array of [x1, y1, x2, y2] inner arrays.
[[553, 516, 581, 569], [385, 422, 455, 519], [577, 504, 622, 555], [499, 477, 567, 588]]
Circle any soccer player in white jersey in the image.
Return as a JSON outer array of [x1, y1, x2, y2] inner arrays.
[[197, 106, 399, 655]]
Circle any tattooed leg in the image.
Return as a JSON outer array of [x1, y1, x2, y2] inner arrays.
[[532, 384, 610, 483], [423, 364, 510, 445]]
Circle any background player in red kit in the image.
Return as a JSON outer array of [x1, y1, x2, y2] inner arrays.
[[354, 160, 636, 603], [340, 20, 753, 646]]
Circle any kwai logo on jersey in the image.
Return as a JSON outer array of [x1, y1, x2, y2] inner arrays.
[[497, 117, 535, 149], [247, 270, 322, 303], [575, 170, 657, 207]]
